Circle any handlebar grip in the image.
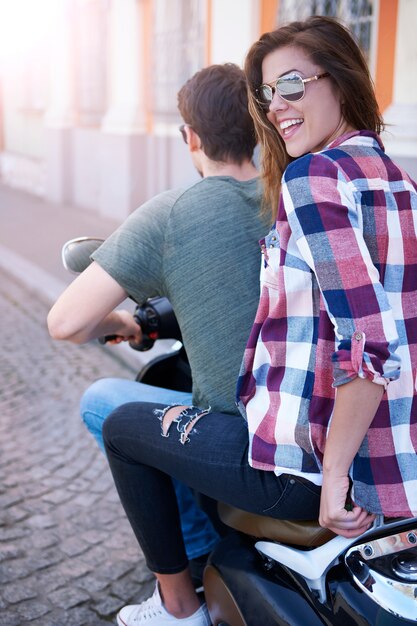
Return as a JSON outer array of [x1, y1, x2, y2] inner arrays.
[[98, 334, 154, 351], [128, 336, 155, 351], [98, 335, 119, 344]]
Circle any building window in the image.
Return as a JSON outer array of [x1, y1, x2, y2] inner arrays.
[[277, 0, 377, 72], [152, 0, 206, 125]]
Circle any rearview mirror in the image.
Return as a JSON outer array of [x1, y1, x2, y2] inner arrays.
[[61, 237, 105, 274]]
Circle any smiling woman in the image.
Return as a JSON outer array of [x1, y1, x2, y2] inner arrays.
[[242, 16, 417, 529], [245, 16, 383, 216], [261, 46, 353, 158]]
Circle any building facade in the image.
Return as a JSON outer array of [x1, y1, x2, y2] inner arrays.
[[0, 0, 415, 221]]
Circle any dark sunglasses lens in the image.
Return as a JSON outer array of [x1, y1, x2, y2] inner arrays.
[[259, 84, 273, 105], [277, 74, 304, 102]]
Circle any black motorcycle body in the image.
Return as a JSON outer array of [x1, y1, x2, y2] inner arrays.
[[62, 237, 417, 626], [204, 510, 417, 625]]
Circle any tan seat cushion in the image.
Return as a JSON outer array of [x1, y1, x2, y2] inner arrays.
[[218, 502, 335, 547]]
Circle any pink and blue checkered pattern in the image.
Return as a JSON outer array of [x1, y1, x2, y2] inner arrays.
[[237, 130, 417, 517]]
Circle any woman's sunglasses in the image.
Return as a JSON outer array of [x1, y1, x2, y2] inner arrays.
[[256, 71, 329, 106]]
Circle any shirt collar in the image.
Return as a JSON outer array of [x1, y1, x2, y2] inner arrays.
[[326, 129, 385, 152]]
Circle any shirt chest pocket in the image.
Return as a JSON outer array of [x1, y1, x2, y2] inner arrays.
[[260, 227, 281, 289], [262, 260, 313, 301]]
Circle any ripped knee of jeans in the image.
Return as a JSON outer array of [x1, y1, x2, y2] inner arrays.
[[152, 404, 211, 444]]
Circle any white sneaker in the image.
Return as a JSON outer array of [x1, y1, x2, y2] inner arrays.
[[116, 584, 211, 626]]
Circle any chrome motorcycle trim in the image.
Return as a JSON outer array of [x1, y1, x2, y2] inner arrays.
[[256, 517, 417, 604], [392, 552, 417, 580], [349, 567, 417, 621], [357, 527, 417, 561], [345, 534, 417, 621]]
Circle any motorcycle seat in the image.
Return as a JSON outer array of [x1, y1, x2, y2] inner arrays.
[[218, 501, 335, 547]]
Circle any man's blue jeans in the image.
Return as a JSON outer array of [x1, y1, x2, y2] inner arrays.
[[80, 378, 219, 560]]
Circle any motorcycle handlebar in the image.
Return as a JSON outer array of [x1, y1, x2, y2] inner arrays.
[[61, 237, 182, 352], [98, 296, 183, 352]]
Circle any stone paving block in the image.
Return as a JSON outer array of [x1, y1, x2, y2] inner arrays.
[[93, 594, 125, 618], [34, 570, 71, 593], [39, 477, 67, 490], [105, 528, 137, 551], [0, 527, 30, 542], [71, 493, 100, 508], [21, 499, 52, 516], [59, 560, 93, 580], [41, 490, 75, 505], [86, 505, 121, 527], [89, 479, 114, 495], [26, 514, 57, 530], [77, 573, 110, 594], [0, 440, 21, 454], [48, 586, 90, 610], [1, 506, 30, 525], [0, 613, 21, 626], [16, 600, 51, 621], [110, 575, 151, 602], [82, 463, 106, 482], [0, 494, 24, 509], [78, 544, 108, 568], [21, 482, 51, 499], [0, 546, 25, 562], [2, 583, 38, 604], [131, 563, 155, 584], [54, 465, 85, 481], [23, 549, 64, 574], [33, 606, 111, 626], [113, 576, 155, 610], [28, 467, 50, 481], [60, 537, 90, 557], [66, 477, 93, 493], [81, 529, 109, 545], [108, 549, 142, 570], [40, 459, 68, 473], [94, 559, 136, 583], [0, 560, 35, 584], [21, 530, 59, 551], [106, 489, 122, 504]]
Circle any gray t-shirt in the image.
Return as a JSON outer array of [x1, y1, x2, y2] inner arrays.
[[93, 176, 266, 415]]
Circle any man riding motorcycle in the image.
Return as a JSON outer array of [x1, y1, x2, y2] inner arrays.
[[47, 62, 267, 578]]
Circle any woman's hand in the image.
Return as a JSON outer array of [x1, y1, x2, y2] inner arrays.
[[318, 377, 383, 538], [319, 471, 375, 537]]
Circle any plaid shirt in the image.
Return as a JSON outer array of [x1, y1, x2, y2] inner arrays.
[[237, 130, 417, 517]]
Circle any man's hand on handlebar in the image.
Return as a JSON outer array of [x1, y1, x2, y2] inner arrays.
[[101, 309, 143, 346]]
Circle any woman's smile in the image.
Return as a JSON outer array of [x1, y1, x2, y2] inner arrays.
[[279, 117, 304, 138]]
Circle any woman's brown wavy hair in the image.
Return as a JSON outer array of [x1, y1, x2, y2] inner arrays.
[[244, 16, 384, 219]]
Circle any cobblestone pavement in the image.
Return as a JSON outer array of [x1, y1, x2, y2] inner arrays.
[[0, 269, 154, 625]]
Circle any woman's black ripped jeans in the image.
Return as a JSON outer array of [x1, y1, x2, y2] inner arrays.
[[103, 401, 321, 574]]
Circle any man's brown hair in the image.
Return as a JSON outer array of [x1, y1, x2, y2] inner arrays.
[[178, 63, 257, 164]]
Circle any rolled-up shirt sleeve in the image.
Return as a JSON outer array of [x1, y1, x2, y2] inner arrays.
[[281, 153, 401, 388]]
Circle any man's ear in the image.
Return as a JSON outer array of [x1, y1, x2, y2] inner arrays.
[[186, 126, 201, 152]]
